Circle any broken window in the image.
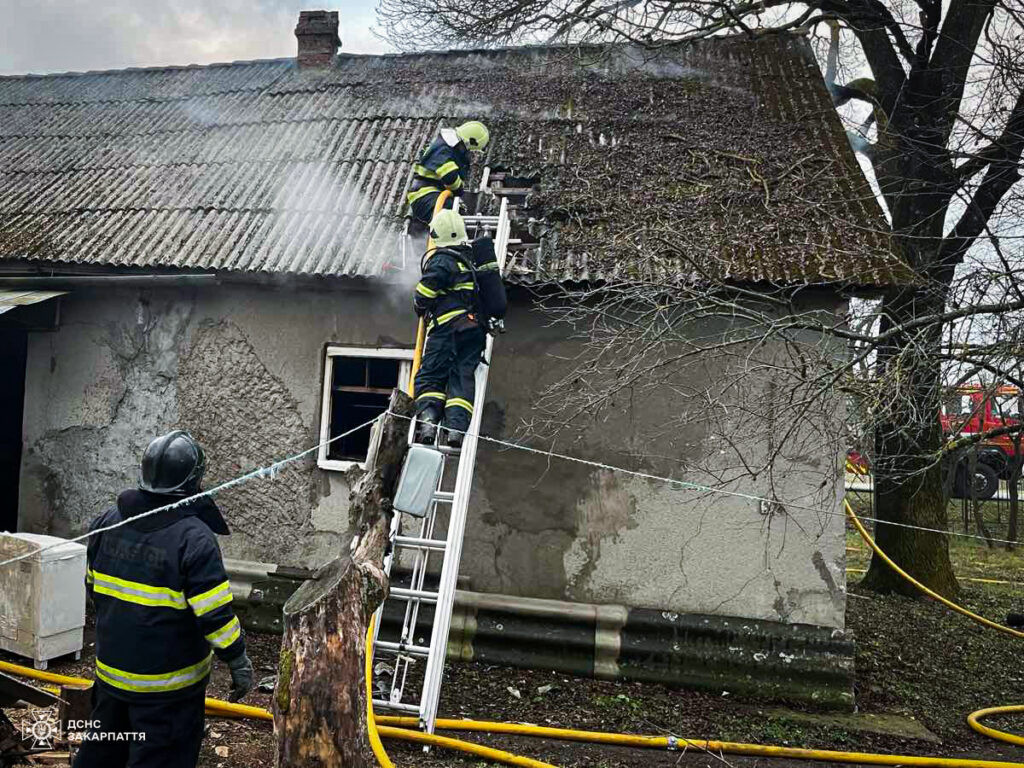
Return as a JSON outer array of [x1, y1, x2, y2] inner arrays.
[[318, 347, 414, 470]]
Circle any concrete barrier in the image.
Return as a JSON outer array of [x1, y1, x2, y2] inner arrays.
[[225, 559, 855, 708]]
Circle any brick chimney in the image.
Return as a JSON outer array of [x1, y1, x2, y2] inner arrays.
[[295, 10, 340, 68]]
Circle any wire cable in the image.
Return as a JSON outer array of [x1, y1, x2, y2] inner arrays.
[[385, 410, 1024, 547], [0, 415, 382, 570]]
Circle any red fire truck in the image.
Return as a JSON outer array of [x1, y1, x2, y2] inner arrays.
[[941, 385, 1021, 499], [848, 385, 1022, 500]]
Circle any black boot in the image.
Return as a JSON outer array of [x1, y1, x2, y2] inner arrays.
[[1007, 613, 1024, 628], [444, 426, 465, 449], [416, 407, 441, 444]]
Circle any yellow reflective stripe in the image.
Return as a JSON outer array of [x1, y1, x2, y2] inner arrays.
[[435, 160, 459, 178], [205, 617, 241, 650], [91, 571, 187, 610], [416, 391, 447, 402], [413, 163, 440, 180], [188, 581, 233, 617], [85, 568, 94, 584], [456, 262, 470, 272], [407, 186, 440, 204], [432, 309, 467, 326], [416, 282, 439, 298], [477, 261, 499, 271], [96, 653, 212, 694], [449, 176, 464, 191], [445, 398, 474, 414], [453, 282, 475, 291]]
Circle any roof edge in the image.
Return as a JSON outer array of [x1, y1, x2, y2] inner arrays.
[[0, 31, 800, 82]]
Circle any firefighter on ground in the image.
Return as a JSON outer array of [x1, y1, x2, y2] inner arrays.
[[413, 209, 507, 447], [407, 121, 490, 226], [73, 431, 253, 768]]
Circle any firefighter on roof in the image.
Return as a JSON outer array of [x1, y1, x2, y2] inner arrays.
[[407, 121, 490, 226], [73, 431, 253, 768], [413, 209, 507, 447]]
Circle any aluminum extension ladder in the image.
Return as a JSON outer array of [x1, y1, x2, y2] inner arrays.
[[370, 194, 512, 736]]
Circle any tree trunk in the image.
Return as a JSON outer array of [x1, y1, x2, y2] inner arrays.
[[274, 390, 412, 768], [862, 460, 959, 597], [861, 287, 959, 598]]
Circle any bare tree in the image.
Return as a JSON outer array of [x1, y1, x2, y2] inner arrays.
[[378, 0, 1024, 597], [274, 391, 412, 767]]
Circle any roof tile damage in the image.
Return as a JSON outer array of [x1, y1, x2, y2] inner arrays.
[[0, 37, 911, 287]]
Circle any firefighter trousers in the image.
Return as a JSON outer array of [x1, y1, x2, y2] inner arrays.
[[410, 188, 456, 226], [72, 682, 205, 768], [414, 320, 486, 433]]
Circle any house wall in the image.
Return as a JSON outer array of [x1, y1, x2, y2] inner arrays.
[[16, 281, 848, 629]]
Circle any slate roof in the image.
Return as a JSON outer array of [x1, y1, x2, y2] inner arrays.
[[0, 37, 912, 287]]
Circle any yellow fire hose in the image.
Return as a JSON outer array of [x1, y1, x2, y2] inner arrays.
[[377, 716, 1024, 768], [5, 372, 1024, 762], [843, 460, 1024, 747], [5, 645, 1024, 768]]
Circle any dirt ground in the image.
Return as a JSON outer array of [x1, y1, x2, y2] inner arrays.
[[7, 522, 1024, 767]]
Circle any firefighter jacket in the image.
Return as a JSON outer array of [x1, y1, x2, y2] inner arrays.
[[407, 130, 471, 208], [85, 489, 245, 702], [414, 237, 506, 327]]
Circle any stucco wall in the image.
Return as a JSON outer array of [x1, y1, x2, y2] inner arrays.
[[17, 281, 847, 628]]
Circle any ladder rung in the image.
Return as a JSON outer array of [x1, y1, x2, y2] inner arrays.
[[395, 535, 447, 551], [373, 699, 422, 714], [437, 445, 462, 456], [390, 587, 438, 603], [374, 640, 431, 656], [433, 491, 454, 503]]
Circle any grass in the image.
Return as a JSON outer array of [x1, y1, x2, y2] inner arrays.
[[846, 488, 1024, 583]]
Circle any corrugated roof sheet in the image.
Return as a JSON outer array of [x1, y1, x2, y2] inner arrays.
[[0, 289, 66, 314], [0, 38, 912, 286]]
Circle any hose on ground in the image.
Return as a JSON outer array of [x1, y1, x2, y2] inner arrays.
[[844, 497, 1024, 639], [5, 478, 1024, 764], [845, 493, 1024, 750], [8, 651, 1024, 767], [970, 706, 1024, 747], [378, 716, 1024, 768]]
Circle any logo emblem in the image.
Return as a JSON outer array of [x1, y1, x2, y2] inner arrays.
[[24, 709, 59, 749]]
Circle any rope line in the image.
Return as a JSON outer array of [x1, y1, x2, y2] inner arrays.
[[0, 415, 382, 570], [4, 407, 1017, 569], [387, 411, 1024, 548]]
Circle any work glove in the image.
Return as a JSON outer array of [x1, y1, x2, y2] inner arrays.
[[227, 652, 254, 702], [413, 297, 432, 318], [488, 318, 506, 335]]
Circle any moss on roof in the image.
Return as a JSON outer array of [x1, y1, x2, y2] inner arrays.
[[0, 36, 911, 287]]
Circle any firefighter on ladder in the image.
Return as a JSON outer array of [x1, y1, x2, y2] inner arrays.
[[413, 209, 507, 447], [73, 431, 253, 768], [406, 121, 490, 227]]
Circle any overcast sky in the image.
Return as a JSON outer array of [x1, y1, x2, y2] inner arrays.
[[0, 0, 389, 76]]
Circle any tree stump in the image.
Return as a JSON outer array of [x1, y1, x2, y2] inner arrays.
[[274, 390, 412, 768]]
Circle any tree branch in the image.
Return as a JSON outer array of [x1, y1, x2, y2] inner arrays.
[[938, 87, 1024, 273]]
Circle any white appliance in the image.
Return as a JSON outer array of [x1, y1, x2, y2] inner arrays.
[[0, 533, 86, 669]]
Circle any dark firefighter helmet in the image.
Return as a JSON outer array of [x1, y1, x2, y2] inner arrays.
[[139, 430, 206, 496]]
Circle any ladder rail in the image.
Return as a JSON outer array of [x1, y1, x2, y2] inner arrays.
[[381, 451, 449, 706], [418, 196, 511, 733], [372, 183, 511, 731]]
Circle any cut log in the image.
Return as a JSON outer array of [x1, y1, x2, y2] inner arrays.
[[274, 389, 412, 768]]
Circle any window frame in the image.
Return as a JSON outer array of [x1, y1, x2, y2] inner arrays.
[[318, 346, 414, 472]]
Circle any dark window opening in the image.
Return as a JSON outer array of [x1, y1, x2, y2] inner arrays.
[[0, 329, 27, 532], [487, 168, 541, 194], [327, 356, 402, 462]]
